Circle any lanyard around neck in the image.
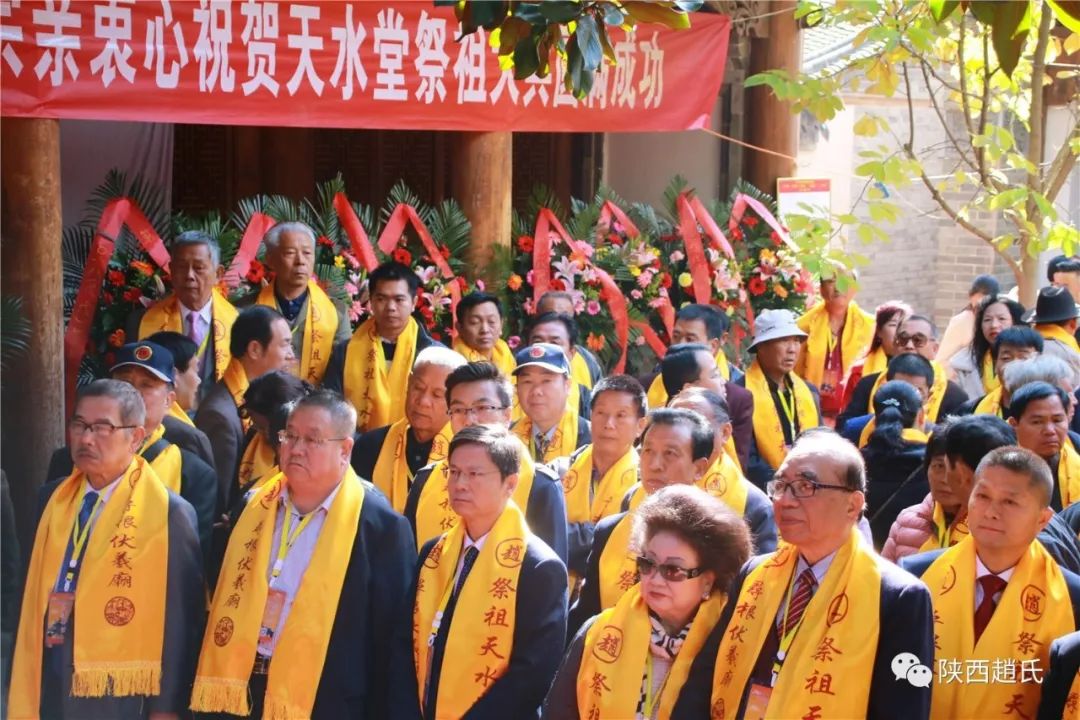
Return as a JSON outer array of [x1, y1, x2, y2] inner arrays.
[[65, 489, 106, 590], [271, 502, 315, 579]]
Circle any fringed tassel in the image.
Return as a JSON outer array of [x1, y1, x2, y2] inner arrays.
[[190, 677, 251, 715], [264, 695, 310, 720], [71, 662, 160, 698]]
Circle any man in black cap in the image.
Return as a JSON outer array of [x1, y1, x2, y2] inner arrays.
[[45, 341, 218, 557], [510, 343, 592, 464], [1025, 285, 1080, 384]]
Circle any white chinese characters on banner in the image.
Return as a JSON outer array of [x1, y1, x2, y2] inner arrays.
[[373, 7, 406, 101], [88, 0, 135, 87], [0, 0, 23, 76], [193, 0, 235, 92], [286, 4, 322, 96], [33, 0, 81, 86], [238, 0, 278, 96], [451, 27, 484, 104], [413, 10, 447, 104], [638, 31, 664, 108], [328, 3, 366, 100], [144, 0, 189, 90]]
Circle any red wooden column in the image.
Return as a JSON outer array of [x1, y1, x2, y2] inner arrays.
[[451, 131, 512, 282]]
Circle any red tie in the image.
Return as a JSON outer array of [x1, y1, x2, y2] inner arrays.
[[779, 568, 817, 634], [973, 574, 1008, 643]]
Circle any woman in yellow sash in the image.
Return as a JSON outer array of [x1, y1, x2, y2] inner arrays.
[[452, 292, 517, 376], [948, 295, 1024, 400], [543, 486, 751, 720], [841, 300, 911, 410]]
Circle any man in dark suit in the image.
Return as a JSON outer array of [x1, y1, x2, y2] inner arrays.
[[195, 305, 296, 505], [9, 380, 204, 719], [901, 446, 1080, 720], [674, 430, 934, 720], [1039, 631, 1080, 720], [535, 291, 605, 388], [393, 424, 567, 720], [192, 391, 415, 719]]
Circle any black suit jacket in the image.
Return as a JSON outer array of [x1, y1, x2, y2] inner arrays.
[[162, 415, 216, 474], [1039, 631, 1080, 720], [350, 423, 434, 483], [194, 379, 245, 509], [673, 550, 935, 720], [838, 370, 969, 430], [321, 319, 442, 397], [392, 533, 568, 720]]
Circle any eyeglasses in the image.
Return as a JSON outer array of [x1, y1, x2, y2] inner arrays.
[[635, 556, 704, 582], [277, 431, 348, 449], [68, 419, 137, 438], [896, 332, 930, 349], [766, 478, 857, 500], [448, 405, 507, 419], [447, 468, 502, 483]]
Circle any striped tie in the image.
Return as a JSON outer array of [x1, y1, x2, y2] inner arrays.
[[779, 568, 817, 633]]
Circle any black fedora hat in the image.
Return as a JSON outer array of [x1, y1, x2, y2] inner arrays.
[[1022, 285, 1080, 324]]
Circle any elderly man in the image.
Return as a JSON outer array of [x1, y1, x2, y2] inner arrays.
[[902, 446, 1080, 720], [840, 313, 968, 429], [393, 425, 567, 720], [734, 309, 822, 488], [192, 391, 414, 719], [566, 407, 713, 639], [452, 292, 515, 376], [535, 291, 604, 388], [324, 261, 442, 431], [131, 231, 238, 397], [675, 431, 935, 719], [669, 386, 777, 553], [1025, 285, 1080, 385], [254, 222, 350, 384], [10, 380, 203, 719], [351, 346, 466, 512], [796, 274, 876, 421], [510, 343, 592, 463], [523, 313, 593, 419], [195, 305, 295, 505], [955, 326, 1044, 417], [645, 303, 740, 405], [46, 342, 217, 557], [1008, 382, 1080, 511], [404, 362, 567, 563]]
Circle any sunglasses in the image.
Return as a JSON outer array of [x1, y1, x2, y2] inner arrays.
[[635, 556, 704, 582], [896, 332, 930, 349]]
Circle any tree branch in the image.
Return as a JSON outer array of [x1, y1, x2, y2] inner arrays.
[[958, 15, 976, 139], [1042, 117, 1080, 203], [918, 59, 979, 173], [977, 33, 991, 184], [1025, 5, 1053, 231]]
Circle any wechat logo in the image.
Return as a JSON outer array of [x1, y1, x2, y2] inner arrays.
[[892, 652, 933, 688]]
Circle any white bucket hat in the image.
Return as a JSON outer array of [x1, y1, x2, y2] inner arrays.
[[748, 309, 808, 352]]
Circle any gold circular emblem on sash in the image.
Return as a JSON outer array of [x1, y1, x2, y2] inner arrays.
[[214, 617, 234, 647], [496, 538, 525, 568], [591, 625, 623, 663], [940, 565, 957, 595], [423, 541, 444, 569], [563, 469, 579, 492], [103, 596, 135, 626], [1020, 584, 1045, 622], [826, 592, 849, 627]]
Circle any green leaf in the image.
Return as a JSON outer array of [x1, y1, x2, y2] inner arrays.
[[989, 0, 1032, 77], [621, 1, 691, 30], [576, 14, 603, 71], [1047, 0, 1080, 33], [988, 187, 1027, 210], [968, 1, 997, 25], [540, 1, 582, 24], [929, 0, 960, 21], [513, 33, 541, 80]]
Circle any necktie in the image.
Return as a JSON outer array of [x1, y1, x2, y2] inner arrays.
[[534, 432, 550, 461], [187, 311, 205, 347], [59, 490, 100, 592], [973, 574, 1008, 643], [778, 568, 817, 635], [425, 545, 481, 713]]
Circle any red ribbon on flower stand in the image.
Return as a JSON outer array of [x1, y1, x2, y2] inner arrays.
[[378, 203, 462, 329]]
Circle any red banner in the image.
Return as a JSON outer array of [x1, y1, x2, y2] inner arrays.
[[0, 2, 731, 133]]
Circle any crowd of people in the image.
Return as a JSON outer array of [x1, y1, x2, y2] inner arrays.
[[8, 222, 1080, 719]]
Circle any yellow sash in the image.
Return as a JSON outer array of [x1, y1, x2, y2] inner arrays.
[[562, 445, 639, 528], [861, 346, 889, 377], [571, 351, 595, 390], [371, 419, 452, 514], [796, 301, 875, 386], [923, 536, 1075, 720], [452, 338, 516, 377], [645, 348, 731, 410], [192, 469, 365, 718], [168, 401, 195, 426], [256, 280, 337, 384], [140, 423, 182, 494], [1059, 442, 1080, 509], [974, 386, 1004, 417], [511, 410, 580, 464], [10, 457, 169, 716], [709, 530, 881, 719], [869, 358, 947, 423], [578, 585, 726, 720], [744, 360, 820, 471], [139, 287, 237, 381], [857, 422, 929, 450], [413, 440, 536, 548], [597, 513, 639, 610], [236, 432, 276, 490], [697, 453, 750, 516], [1039, 323, 1080, 354], [918, 502, 969, 553], [413, 501, 529, 718], [980, 352, 1000, 394], [343, 316, 419, 431]]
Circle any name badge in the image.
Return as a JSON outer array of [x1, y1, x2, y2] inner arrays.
[[45, 592, 75, 647], [745, 683, 773, 720], [257, 589, 288, 655]]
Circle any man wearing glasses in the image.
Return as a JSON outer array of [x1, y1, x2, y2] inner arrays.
[[403, 362, 568, 564], [392, 424, 567, 720], [839, 313, 968, 430], [193, 391, 414, 719], [675, 430, 934, 720]]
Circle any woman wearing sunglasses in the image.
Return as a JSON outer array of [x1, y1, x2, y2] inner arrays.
[[543, 485, 751, 719]]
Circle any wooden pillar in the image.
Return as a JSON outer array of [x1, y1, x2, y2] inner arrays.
[[744, 0, 800, 194], [451, 131, 512, 282], [0, 118, 65, 547]]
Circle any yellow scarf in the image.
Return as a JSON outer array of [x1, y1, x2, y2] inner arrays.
[[571, 351, 595, 390], [598, 514, 639, 610], [975, 386, 1004, 417], [697, 452, 749, 516], [918, 503, 970, 553], [511, 410, 580, 464], [563, 445, 639, 526], [744, 360, 820, 471], [413, 440, 536, 548], [1039, 323, 1080, 354], [869, 358, 947, 423], [9, 456, 169, 717], [192, 469, 365, 718], [168, 401, 195, 426], [237, 432, 277, 490], [980, 352, 1000, 394], [578, 585, 726, 720], [139, 287, 237, 381], [710, 530, 881, 719], [221, 358, 252, 434], [923, 536, 1075, 720], [796, 301, 875, 386], [256, 280, 338, 384], [371, 419, 452, 514], [139, 423, 182, 494], [857, 422, 929, 450], [645, 348, 731, 410], [413, 501, 529, 718], [861, 346, 889, 377], [1059, 441, 1080, 509], [452, 338, 516, 377], [343, 316, 419, 431]]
